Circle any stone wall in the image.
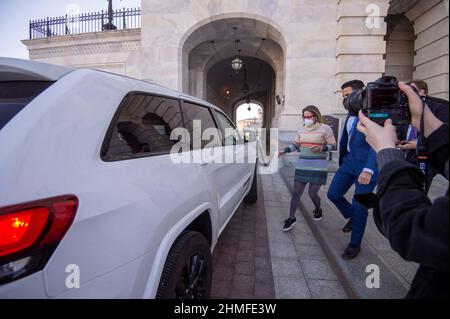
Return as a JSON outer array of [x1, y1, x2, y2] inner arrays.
[[140, 0, 340, 131], [335, 0, 389, 110], [406, 0, 449, 100], [22, 29, 143, 79], [21, 0, 449, 131]]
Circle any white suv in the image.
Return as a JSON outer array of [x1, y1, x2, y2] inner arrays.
[[0, 58, 258, 298]]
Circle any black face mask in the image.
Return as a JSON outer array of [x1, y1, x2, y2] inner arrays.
[[343, 96, 349, 110]]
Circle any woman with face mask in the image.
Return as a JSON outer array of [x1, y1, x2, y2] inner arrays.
[[279, 105, 337, 231]]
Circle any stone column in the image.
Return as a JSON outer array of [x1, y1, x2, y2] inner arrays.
[[277, 0, 339, 132], [335, 0, 390, 110], [406, 0, 449, 100]]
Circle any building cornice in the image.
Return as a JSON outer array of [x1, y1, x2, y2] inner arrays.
[[22, 29, 141, 58]]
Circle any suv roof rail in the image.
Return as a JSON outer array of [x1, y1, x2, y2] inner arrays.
[[0, 57, 73, 81]]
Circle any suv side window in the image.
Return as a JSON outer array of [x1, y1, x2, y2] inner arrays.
[[102, 93, 183, 160], [181, 101, 222, 149], [214, 111, 243, 146]]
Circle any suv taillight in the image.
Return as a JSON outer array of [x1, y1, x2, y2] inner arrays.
[[0, 195, 78, 284]]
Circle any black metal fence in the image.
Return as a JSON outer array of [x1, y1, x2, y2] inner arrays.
[[29, 7, 141, 39]]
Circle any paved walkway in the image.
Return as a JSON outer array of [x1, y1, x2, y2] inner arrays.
[[280, 153, 447, 298], [211, 174, 276, 299], [260, 172, 348, 299], [211, 153, 448, 299], [211, 165, 347, 299]]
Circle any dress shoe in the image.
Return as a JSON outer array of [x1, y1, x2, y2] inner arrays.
[[342, 244, 361, 260], [342, 218, 353, 233]]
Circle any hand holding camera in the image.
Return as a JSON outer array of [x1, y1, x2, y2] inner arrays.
[[355, 76, 445, 153], [344, 76, 413, 128], [397, 140, 417, 151], [398, 82, 424, 130], [357, 115, 397, 153]]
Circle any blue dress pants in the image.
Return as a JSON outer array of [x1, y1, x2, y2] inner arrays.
[[327, 154, 377, 247]]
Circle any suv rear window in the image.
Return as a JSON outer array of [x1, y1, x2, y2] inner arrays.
[[101, 93, 184, 161], [0, 81, 54, 130]]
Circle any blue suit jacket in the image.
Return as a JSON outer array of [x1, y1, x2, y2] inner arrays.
[[339, 116, 378, 178]]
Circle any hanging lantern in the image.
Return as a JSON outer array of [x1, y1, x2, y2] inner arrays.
[[232, 57, 243, 73]]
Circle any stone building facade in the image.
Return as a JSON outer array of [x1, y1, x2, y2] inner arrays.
[[22, 0, 449, 132]]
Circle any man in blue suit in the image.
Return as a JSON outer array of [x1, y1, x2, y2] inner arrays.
[[327, 80, 378, 260]]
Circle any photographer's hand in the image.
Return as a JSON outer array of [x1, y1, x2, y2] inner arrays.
[[398, 140, 417, 150], [399, 82, 424, 129], [357, 111, 397, 153]]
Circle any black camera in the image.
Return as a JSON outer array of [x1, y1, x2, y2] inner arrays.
[[344, 76, 412, 126]]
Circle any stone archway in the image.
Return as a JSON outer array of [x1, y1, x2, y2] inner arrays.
[[205, 56, 276, 129], [384, 14, 416, 82], [386, 0, 449, 99], [179, 14, 286, 129]]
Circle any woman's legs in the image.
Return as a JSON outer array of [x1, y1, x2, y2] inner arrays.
[[289, 181, 307, 219], [308, 183, 322, 210]]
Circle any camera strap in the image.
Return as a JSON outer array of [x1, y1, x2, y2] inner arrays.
[[416, 96, 429, 193]]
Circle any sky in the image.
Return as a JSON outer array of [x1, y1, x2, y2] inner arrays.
[[0, 0, 141, 59]]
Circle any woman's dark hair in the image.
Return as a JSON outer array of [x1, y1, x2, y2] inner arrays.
[[302, 105, 323, 123]]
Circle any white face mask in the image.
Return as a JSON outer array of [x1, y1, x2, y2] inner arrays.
[[304, 119, 315, 127]]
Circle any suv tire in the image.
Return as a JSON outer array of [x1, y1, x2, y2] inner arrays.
[[156, 231, 212, 299], [244, 164, 258, 204]]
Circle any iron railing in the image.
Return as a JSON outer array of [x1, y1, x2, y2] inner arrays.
[[29, 7, 141, 39]]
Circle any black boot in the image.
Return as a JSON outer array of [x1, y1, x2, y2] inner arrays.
[[342, 244, 361, 260]]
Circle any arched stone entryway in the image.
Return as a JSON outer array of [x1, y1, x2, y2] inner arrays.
[[384, 14, 415, 82], [205, 56, 275, 130], [385, 0, 449, 99], [179, 14, 286, 129]]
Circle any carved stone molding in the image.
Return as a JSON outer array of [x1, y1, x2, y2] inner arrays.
[[29, 40, 141, 59]]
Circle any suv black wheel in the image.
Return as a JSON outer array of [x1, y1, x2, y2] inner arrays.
[[156, 231, 212, 299], [244, 164, 258, 204]]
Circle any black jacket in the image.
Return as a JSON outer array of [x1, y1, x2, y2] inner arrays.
[[374, 124, 449, 299]]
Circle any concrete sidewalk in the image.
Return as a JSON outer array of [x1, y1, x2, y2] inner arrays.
[[211, 167, 346, 299], [211, 153, 448, 299], [279, 153, 448, 298], [260, 172, 348, 299]]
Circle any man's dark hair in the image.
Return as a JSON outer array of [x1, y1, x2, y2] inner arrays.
[[412, 80, 429, 95], [341, 80, 365, 91]]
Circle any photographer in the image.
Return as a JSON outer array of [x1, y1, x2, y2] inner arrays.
[[357, 83, 449, 299], [398, 80, 449, 191]]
